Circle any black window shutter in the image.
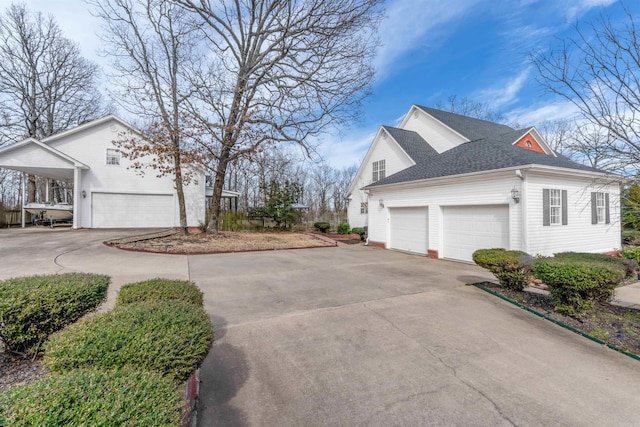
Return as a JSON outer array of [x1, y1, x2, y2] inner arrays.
[[605, 193, 610, 224], [543, 189, 550, 226], [591, 192, 598, 225], [561, 190, 568, 225]]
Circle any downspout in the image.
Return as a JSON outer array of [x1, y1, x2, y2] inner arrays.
[[519, 169, 528, 253], [21, 172, 26, 228]]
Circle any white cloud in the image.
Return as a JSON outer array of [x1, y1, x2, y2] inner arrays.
[[316, 129, 379, 169], [565, 0, 618, 21], [505, 99, 580, 126], [477, 68, 531, 109], [374, 0, 482, 79]]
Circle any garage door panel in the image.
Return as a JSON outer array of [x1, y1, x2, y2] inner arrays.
[[389, 207, 428, 255], [443, 205, 509, 262], [92, 193, 175, 228]]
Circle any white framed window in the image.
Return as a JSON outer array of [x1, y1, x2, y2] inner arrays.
[[549, 189, 562, 225], [596, 192, 605, 223], [372, 160, 385, 182], [360, 202, 368, 214], [106, 149, 120, 165]]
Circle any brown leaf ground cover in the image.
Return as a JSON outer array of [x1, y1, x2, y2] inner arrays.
[[476, 282, 640, 358], [107, 230, 337, 254]]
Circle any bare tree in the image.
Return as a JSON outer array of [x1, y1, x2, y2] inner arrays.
[[531, 2, 640, 176], [436, 95, 506, 123], [0, 3, 104, 201], [89, 0, 204, 233], [175, 0, 382, 233]]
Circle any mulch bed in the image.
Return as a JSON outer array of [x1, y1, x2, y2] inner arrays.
[[0, 352, 48, 393], [476, 282, 640, 358], [324, 233, 364, 245]]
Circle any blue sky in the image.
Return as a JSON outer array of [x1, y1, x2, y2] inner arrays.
[[24, 0, 629, 168]]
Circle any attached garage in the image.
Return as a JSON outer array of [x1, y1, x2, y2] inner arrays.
[[389, 207, 428, 255], [443, 205, 509, 262], [92, 193, 175, 228]]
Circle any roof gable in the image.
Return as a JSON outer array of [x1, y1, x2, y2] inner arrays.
[[41, 115, 142, 144], [415, 105, 515, 140]]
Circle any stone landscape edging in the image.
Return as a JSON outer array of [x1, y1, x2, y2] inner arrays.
[[473, 283, 640, 362]]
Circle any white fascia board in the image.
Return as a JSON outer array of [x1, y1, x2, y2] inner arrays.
[[345, 126, 385, 197], [512, 127, 557, 157], [408, 105, 470, 142], [41, 115, 144, 144], [0, 137, 89, 169], [383, 126, 417, 167], [366, 164, 622, 192]]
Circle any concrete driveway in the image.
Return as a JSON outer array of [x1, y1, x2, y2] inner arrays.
[[2, 228, 640, 426]]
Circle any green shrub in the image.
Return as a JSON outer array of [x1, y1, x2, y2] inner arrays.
[[351, 227, 366, 240], [620, 246, 640, 265], [44, 300, 214, 381], [313, 222, 331, 233], [472, 248, 529, 291], [0, 368, 183, 427], [0, 273, 109, 355], [554, 251, 637, 278], [622, 229, 640, 244], [337, 223, 350, 235], [533, 257, 625, 316], [117, 279, 203, 308]]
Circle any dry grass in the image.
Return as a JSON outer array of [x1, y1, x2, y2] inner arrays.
[[108, 230, 336, 254]]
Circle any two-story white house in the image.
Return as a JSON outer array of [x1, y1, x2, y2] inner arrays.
[[347, 105, 621, 262], [0, 115, 235, 229]]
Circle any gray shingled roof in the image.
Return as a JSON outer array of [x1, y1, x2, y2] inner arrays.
[[363, 107, 606, 189], [366, 137, 602, 188], [382, 126, 438, 163], [416, 105, 515, 140]]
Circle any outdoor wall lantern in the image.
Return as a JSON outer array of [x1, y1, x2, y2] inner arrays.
[[511, 187, 520, 203], [379, 198, 384, 208], [82, 190, 87, 199]]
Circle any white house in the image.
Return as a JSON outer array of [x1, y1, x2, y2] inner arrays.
[[347, 105, 621, 262], [0, 115, 232, 229]]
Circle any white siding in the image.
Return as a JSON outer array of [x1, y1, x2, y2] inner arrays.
[[367, 172, 523, 256], [347, 128, 414, 228], [400, 108, 467, 153], [47, 119, 205, 228], [525, 172, 621, 256]]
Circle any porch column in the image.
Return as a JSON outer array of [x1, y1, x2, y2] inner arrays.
[[21, 172, 26, 228], [73, 167, 81, 229]]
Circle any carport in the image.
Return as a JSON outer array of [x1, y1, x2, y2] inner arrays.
[[0, 138, 89, 229]]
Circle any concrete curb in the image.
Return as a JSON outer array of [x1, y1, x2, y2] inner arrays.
[[181, 369, 200, 427]]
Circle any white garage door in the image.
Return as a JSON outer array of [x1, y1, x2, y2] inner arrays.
[[389, 207, 428, 255], [92, 193, 175, 228], [443, 205, 509, 262]]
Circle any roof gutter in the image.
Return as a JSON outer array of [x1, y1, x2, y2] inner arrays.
[[362, 164, 621, 192]]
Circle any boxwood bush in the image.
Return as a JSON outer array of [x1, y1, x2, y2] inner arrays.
[[533, 257, 625, 316], [117, 279, 204, 307], [0, 368, 183, 426], [44, 300, 214, 381], [313, 221, 331, 233], [472, 248, 530, 291], [337, 223, 350, 235], [0, 273, 109, 355], [554, 251, 637, 278]]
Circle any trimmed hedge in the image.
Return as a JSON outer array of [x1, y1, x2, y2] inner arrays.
[[533, 257, 625, 316], [44, 300, 214, 381], [0, 368, 183, 426], [313, 222, 331, 233], [472, 248, 529, 291], [117, 279, 204, 308], [337, 223, 350, 235], [0, 273, 109, 355], [554, 251, 637, 278]]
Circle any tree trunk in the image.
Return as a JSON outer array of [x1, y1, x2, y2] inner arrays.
[[27, 174, 36, 203], [206, 152, 230, 234]]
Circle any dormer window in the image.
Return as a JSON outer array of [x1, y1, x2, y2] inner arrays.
[[525, 140, 532, 147], [106, 149, 120, 165], [372, 160, 385, 182]]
